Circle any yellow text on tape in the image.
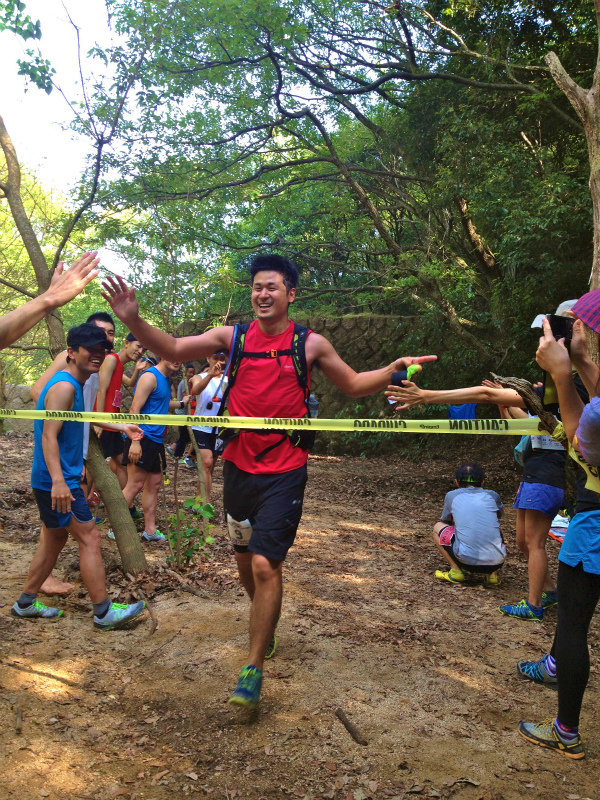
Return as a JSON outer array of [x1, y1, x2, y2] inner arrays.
[[0, 409, 550, 436]]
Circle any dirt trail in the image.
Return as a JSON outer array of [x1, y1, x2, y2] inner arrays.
[[1, 433, 599, 800]]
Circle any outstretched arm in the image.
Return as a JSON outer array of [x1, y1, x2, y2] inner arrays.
[[307, 332, 437, 398], [0, 252, 99, 350], [385, 382, 525, 411], [101, 275, 233, 360]]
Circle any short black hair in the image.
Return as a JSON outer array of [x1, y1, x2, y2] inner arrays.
[[249, 254, 299, 292], [455, 463, 484, 487], [86, 311, 115, 327], [185, 363, 195, 370], [125, 332, 140, 342]]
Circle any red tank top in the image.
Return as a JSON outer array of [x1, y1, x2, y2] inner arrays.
[[94, 353, 125, 430], [222, 320, 311, 474]]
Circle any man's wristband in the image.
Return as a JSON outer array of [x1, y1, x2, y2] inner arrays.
[[180, 400, 185, 409]]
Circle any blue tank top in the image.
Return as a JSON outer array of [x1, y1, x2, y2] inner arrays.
[[140, 366, 171, 443], [31, 371, 84, 491]]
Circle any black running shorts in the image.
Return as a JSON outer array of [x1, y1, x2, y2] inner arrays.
[[123, 437, 166, 474], [100, 430, 125, 459], [222, 461, 308, 562]]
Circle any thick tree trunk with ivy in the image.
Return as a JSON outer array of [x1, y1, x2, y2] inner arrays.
[[86, 430, 148, 575], [0, 114, 65, 356]]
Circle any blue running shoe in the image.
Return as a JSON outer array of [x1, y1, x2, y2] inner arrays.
[[518, 719, 584, 759], [141, 530, 166, 542], [11, 600, 63, 619], [94, 601, 146, 631], [93, 515, 106, 525], [130, 507, 144, 521], [517, 655, 557, 688], [541, 590, 558, 609], [265, 635, 277, 660], [228, 665, 263, 708], [183, 457, 197, 470], [499, 599, 543, 620]]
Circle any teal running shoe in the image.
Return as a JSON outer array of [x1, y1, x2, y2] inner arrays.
[[94, 601, 146, 631], [11, 600, 63, 619], [141, 530, 166, 542], [129, 506, 144, 521], [265, 635, 277, 660], [518, 719, 584, 759], [228, 665, 263, 708], [541, 591, 558, 609], [499, 599, 543, 620], [517, 655, 557, 688]]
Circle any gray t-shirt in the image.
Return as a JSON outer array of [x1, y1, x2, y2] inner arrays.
[[441, 486, 505, 566]]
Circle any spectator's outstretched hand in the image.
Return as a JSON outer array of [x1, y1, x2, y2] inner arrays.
[[385, 380, 426, 410], [101, 275, 139, 325], [47, 251, 100, 308]]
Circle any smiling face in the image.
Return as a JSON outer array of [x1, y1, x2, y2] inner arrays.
[[185, 366, 196, 381], [251, 270, 295, 324], [67, 344, 107, 375]]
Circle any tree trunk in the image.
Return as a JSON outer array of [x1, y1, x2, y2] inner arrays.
[[0, 114, 66, 356], [86, 429, 148, 575]]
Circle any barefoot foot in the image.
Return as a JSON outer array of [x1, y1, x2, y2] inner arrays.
[[39, 575, 72, 596]]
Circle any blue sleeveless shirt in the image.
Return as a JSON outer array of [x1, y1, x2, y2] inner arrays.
[[31, 371, 85, 491], [140, 366, 171, 443]]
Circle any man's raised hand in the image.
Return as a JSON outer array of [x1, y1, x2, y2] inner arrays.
[[46, 251, 100, 308], [393, 354, 437, 371], [101, 275, 139, 325]]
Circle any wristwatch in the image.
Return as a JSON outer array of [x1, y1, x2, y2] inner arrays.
[[180, 400, 185, 409]]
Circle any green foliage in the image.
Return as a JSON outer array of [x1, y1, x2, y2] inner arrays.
[[0, 0, 55, 92], [166, 496, 215, 567]]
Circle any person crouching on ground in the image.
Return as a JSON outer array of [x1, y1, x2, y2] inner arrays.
[[121, 357, 189, 542], [13, 324, 147, 630], [434, 463, 506, 585]]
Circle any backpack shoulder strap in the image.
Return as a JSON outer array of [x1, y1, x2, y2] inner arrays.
[[291, 323, 310, 392], [227, 322, 250, 391]]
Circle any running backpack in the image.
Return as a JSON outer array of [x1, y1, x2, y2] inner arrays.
[[216, 322, 315, 461]]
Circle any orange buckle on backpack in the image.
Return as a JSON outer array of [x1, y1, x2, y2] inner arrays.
[[268, 349, 278, 358]]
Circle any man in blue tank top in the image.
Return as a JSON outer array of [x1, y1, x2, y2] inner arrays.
[[13, 324, 148, 630], [122, 358, 188, 542]]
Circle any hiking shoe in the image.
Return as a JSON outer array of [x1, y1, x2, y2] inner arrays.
[[11, 600, 63, 619], [499, 599, 543, 621], [484, 572, 500, 586], [517, 655, 557, 688], [265, 635, 277, 660], [107, 529, 115, 541], [228, 665, 263, 708], [93, 515, 106, 525], [435, 568, 465, 584], [130, 506, 144, 521], [141, 530, 166, 542], [94, 601, 146, 631], [518, 719, 584, 759], [541, 590, 558, 609], [183, 457, 197, 470]]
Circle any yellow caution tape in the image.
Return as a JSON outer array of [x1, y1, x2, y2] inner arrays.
[[0, 409, 550, 436]]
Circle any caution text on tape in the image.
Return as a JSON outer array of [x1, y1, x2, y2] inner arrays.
[[0, 409, 550, 436]]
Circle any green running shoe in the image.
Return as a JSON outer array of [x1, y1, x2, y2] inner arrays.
[[129, 506, 144, 521], [541, 590, 558, 609], [94, 601, 146, 631], [518, 719, 584, 759], [141, 530, 166, 542], [11, 600, 63, 619], [499, 599, 543, 620], [228, 665, 263, 708], [265, 635, 277, 659]]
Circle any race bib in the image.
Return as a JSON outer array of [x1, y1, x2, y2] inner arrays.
[[227, 515, 252, 545], [531, 435, 565, 451], [113, 389, 123, 411]]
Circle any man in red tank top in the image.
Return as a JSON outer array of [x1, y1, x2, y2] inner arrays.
[[103, 255, 437, 708], [94, 332, 145, 494]]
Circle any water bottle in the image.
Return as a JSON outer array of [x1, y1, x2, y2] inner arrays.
[[308, 393, 319, 418]]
